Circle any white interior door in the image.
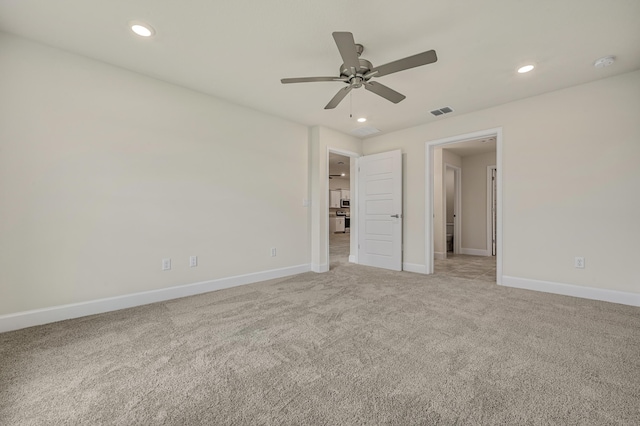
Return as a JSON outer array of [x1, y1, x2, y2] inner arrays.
[[358, 149, 402, 271]]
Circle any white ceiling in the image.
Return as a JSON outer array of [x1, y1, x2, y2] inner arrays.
[[444, 137, 496, 158], [329, 153, 351, 179], [1, 1, 638, 138]]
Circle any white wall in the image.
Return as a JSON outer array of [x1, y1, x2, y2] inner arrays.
[[461, 151, 496, 252], [363, 70, 640, 295], [433, 149, 461, 256], [0, 33, 311, 317]]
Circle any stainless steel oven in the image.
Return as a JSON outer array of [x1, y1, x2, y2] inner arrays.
[[337, 211, 350, 233]]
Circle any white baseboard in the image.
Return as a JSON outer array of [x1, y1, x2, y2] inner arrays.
[[460, 248, 491, 256], [403, 263, 427, 274], [311, 263, 329, 273], [434, 252, 446, 260], [349, 255, 357, 263], [0, 264, 311, 333], [501, 276, 640, 307]]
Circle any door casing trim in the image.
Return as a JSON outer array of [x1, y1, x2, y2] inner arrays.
[[424, 128, 503, 284]]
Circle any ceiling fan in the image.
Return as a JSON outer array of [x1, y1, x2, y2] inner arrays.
[[281, 32, 437, 109]]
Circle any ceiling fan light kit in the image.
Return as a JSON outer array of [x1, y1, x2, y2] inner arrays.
[[281, 32, 438, 109]]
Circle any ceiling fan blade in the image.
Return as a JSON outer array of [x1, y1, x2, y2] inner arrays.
[[281, 76, 346, 84], [332, 32, 361, 74], [364, 81, 406, 104], [325, 86, 353, 109], [369, 50, 437, 77]]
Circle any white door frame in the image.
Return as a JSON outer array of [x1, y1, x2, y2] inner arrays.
[[425, 128, 503, 284], [487, 165, 497, 256], [326, 147, 360, 268], [444, 163, 462, 256]]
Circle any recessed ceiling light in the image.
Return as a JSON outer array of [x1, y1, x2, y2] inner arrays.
[[341, 173, 345, 176], [130, 22, 155, 37], [357, 117, 367, 123], [517, 64, 535, 73]]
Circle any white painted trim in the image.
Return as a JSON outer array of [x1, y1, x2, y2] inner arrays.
[[502, 276, 640, 307], [486, 165, 497, 256], [403, 263, 427, 274], [311, 263, 329, 273], [434, 252, 447, 260], [349, 255, 357, 263], [496, 133, 503, 285], [0, 264, 311, 333], [425, 128, 503, 284], [425, 146, 435, 273], [460, 248, 491, 256]]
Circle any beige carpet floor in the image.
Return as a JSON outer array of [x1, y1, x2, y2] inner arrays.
[[1, 251, 639, 424]]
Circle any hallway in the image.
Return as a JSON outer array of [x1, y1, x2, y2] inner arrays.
[[435, 254, 496, 283], [329, 232, 350, 269]]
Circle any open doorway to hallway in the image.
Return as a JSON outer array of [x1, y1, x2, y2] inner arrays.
[[426, 130, 502, 283], [328, 152, 351, 269]]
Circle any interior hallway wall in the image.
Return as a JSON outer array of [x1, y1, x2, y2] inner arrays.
[[446, 169, 455, 224], [461, 151, 496, 253], [434, 149, 461, 257], [362, 70, 640, 295], [0, 33, 311, 316]]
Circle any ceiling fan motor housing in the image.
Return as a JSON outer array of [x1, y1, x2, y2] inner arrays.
[[340, 58, 373, 87]]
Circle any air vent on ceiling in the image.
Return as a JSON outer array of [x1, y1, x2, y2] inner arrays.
[[430, 106, 454, 117], [351, 126, 381, 137]]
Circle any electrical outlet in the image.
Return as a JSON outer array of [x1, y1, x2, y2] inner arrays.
[[189, 256, 197, 267], [575, 257, 585, 269], [270, 247, 277, 257], [162, 258, 171, 271]]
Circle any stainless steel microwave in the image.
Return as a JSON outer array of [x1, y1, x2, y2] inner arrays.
[[340, 199, 350, 208]]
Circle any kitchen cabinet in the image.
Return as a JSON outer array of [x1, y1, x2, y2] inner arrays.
[[341, 189, 350, 200], [329, 217, 345, 233], [330, 190, 341, 208]]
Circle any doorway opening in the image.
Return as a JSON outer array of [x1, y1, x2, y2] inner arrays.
[[328, 151, 354, 269], [425, 128, 502, 284], [444, 164, 461, 258]]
